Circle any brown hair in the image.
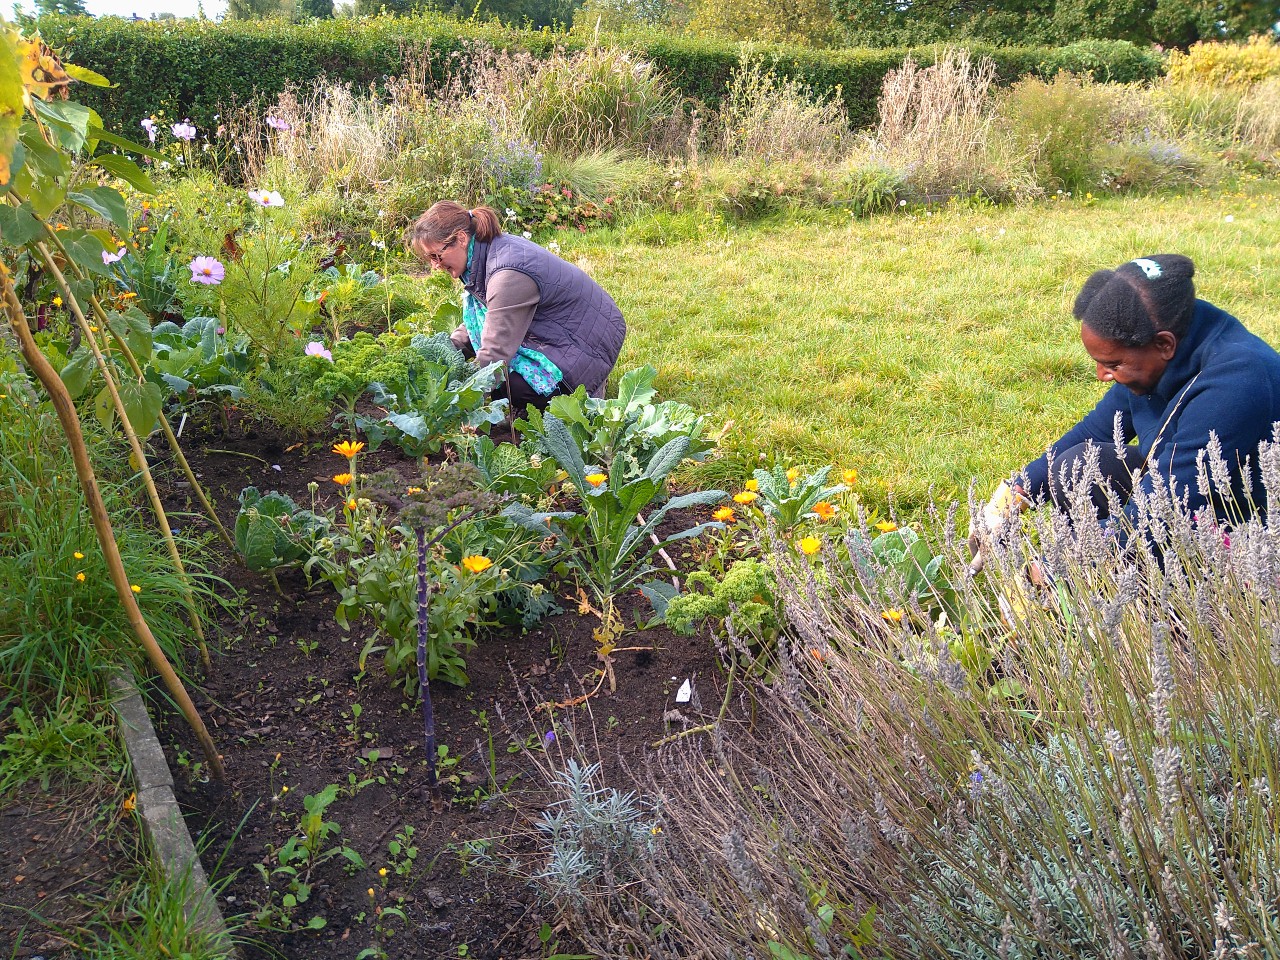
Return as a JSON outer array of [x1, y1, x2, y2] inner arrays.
[[406, 201, 502, 257]]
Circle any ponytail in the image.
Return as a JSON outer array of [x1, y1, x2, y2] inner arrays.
[[406, 201, 504, 254]]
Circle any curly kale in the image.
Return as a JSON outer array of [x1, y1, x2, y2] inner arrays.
[[665, 559, 779, 638], [410, 332, 469, 385]]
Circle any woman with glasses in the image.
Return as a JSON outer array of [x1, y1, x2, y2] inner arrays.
[[408, 200, 626, 413]]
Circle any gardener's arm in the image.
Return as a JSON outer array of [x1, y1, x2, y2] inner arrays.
[[1018, 385, 1134, 500], [473, 269, 541, 373]]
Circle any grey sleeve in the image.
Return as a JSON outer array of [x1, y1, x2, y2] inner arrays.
[[474, 269, 541, 372]]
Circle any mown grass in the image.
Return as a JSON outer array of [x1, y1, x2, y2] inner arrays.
[[555, 181, 1280, 512]]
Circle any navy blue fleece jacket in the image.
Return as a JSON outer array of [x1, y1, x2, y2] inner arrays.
[[1019, 300, 1280, 523]]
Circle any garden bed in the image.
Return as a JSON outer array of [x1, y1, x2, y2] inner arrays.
[[149, 416, 724, 959]]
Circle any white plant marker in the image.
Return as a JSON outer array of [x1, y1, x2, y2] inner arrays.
[[675, 678, 692, 703]]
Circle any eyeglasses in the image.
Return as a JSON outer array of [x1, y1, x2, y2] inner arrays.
[[424, 232, 463, 265]]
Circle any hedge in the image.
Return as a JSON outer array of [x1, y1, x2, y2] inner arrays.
[[36, 13, 1165, 139]]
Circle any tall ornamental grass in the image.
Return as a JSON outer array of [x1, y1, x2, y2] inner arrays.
[[0, 382, 212, 704], [531, 436, 1280, 957]]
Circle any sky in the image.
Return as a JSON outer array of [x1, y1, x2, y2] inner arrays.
[[12, 0, 228, 18]]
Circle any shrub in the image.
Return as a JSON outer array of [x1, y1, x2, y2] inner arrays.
[[1167, 35, 1280, 88], [996, 71, 1136, 194]]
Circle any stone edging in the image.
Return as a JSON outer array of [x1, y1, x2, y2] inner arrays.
[[110, 673, 236, 957]]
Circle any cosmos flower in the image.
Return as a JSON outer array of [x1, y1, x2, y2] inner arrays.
[[265, 115, 291, 132], [248, 189, 285, 208], [188, 256, 225, 285], [305, 341, 333, 361], [171, 121, 196, 141]]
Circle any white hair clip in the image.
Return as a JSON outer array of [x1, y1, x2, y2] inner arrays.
[[1132, 258, 1162, 279]]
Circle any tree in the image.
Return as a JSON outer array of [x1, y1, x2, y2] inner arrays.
[[299, 0, 336, 15], [688, 0, 838, 45], [34, 0, 88, 14], [225, 0, 289, 18]]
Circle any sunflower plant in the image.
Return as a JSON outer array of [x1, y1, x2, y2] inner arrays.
[[503, 413, 726, 649]]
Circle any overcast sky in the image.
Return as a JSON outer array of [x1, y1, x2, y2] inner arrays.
[[13, 0, 229, 18]]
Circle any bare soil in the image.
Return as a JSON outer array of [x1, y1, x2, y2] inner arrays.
[[140, 414, 723, 959]]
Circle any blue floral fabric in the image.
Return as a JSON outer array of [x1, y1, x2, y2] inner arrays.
[[461, 292, 564, 397]]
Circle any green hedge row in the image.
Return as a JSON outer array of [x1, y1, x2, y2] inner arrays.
[[37, 13, 1164, 140]]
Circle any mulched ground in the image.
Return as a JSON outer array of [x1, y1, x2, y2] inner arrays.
[[135, 412, 725, 959]]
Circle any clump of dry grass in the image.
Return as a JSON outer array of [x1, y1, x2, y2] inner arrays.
[[867, 48, 1001, 199], [717, 53, 849, 163]]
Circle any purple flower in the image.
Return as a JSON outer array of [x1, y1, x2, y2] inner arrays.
[[248, 189, 285, 208], [102, 247, 125, 265], [543, 730, 556, 745], [265, 115, 291, 132], [140, 118, 157, 144], [171, 121, 196, 141], [189, 256, 225, 285], [304, 341, 333, 362]]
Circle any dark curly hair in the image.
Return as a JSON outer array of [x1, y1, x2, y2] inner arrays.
[[1073, 253, 1196, 346]]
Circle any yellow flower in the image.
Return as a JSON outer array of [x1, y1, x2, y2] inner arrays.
[[744, 478, 759, 492], [796, 536, 821, 555], [74, 551, 84, 560], [75, 572, 85, 582], [881, 609, 904, 623], [843, 469, 858, 486], [332, 472, 352, 486], [346, 498, 358, 511], [406, 486, 422, 495], [367, 888, 375, 899], [461, 555, 493, 574], [733, 491, 758, 505], [875, 520, 897, 533], [332, 439, 365, 459], [52, 295, 63, 307], [812, 502, 836, 520], [379, 867, 388, 877], [712, 506, 735, 523], [584, 473, 607, 487], [122, 792, 136, 813], [786, 467, 800, 485], [130, 584, 141, 593]]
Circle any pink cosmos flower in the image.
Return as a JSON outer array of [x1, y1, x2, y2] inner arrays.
[[189, 256, 225, 285], [305, 341, 333, 362], [102, 247, 126, 265], [171, 121, 196, 141], [265, 115, 291, 132], [248, 189, 285, 208], [140, 118, 157, 144]]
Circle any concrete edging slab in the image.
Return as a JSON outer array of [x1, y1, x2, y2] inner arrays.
[[110, 672, 236, 957]]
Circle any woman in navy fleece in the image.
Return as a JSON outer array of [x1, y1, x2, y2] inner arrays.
[[970, 253, 1280, 563]]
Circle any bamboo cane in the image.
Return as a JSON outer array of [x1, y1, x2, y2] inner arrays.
[[34, 224, 235, 554], [34, 242, 212, 672], [2, 262, 225, 782]]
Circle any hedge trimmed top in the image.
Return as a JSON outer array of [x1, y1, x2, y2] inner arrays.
[[38, 12, 1164, 140]]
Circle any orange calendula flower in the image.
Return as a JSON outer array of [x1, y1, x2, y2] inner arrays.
[[875, 521, 898, 533], [843, 469, 858, 486], [811, 648, 825, 662], [744, 478, 759, 492], [584, 473, 607, 488], [461, 555, 493, 574], [712, 506, 735, 523], [333, 440, 365, 459], [346, 498, 358, 511], [812, 502, 836, 520], [122, 792, 136, 813], [333, 473, 353, 486], [733, 491, 758, 505], [797, 536, 821, 555], [882, 609, 904, 623], [786, 467, 800, 484]]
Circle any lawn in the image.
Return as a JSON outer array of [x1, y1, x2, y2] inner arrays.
[[559, 183, 1280, 511]]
